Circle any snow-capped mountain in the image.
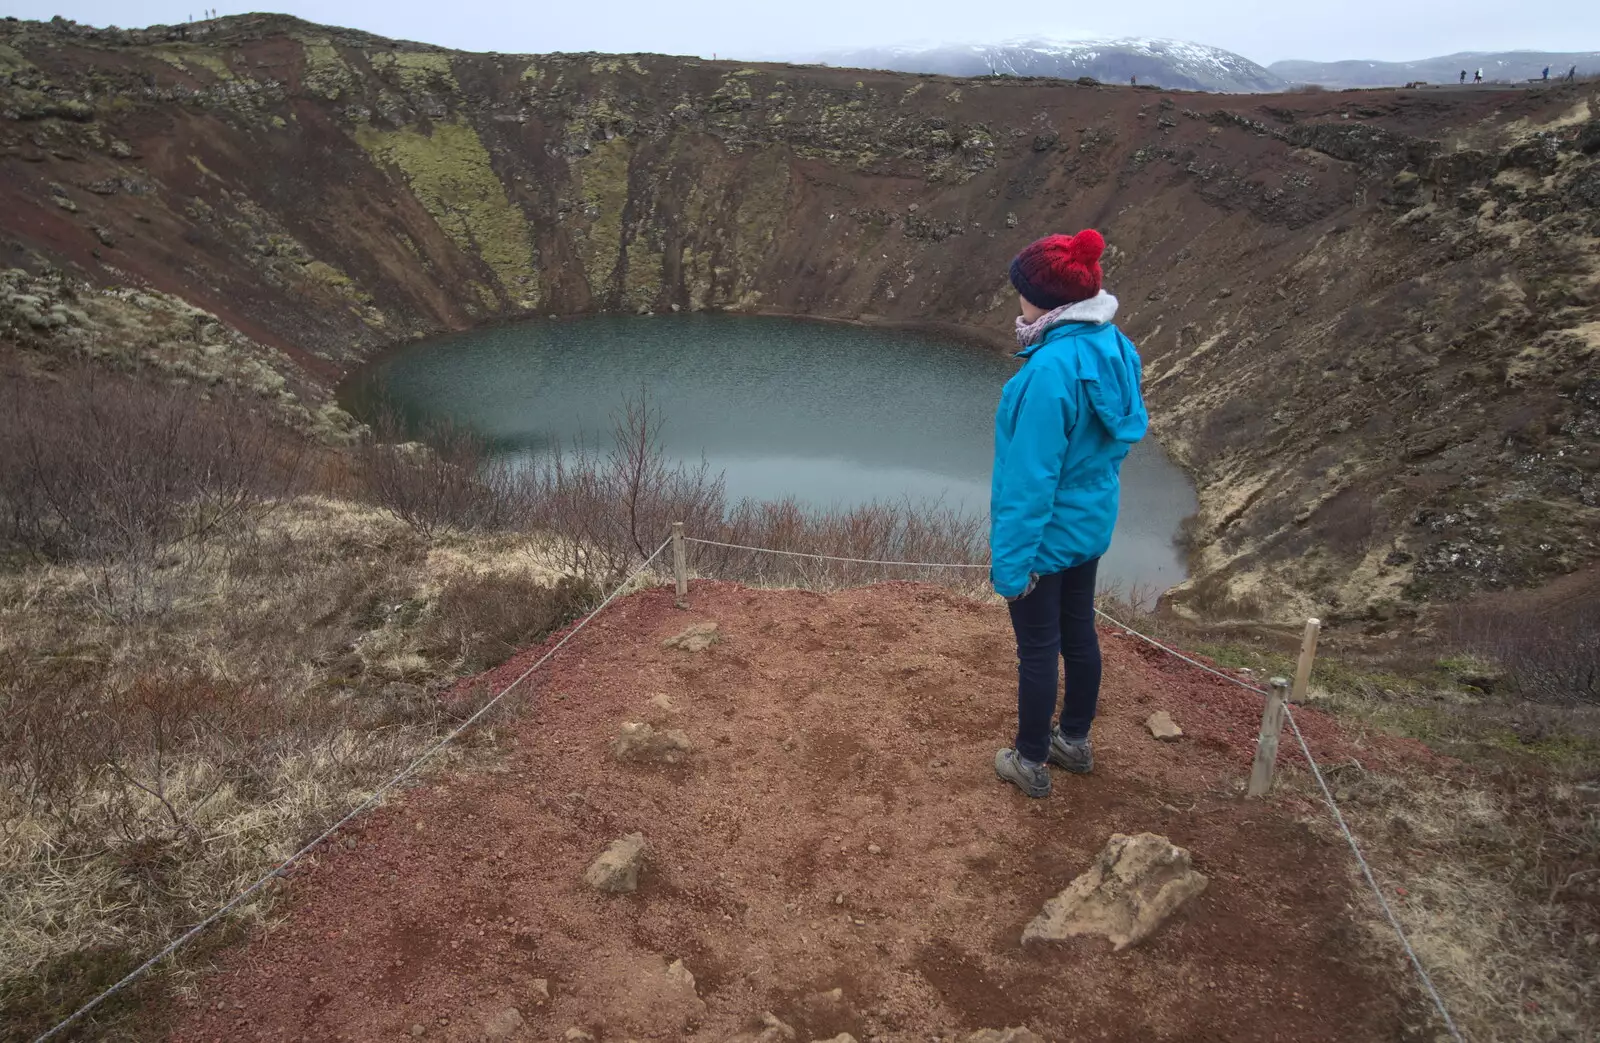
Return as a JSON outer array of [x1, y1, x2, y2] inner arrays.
[[801, 37, 1287, 93]]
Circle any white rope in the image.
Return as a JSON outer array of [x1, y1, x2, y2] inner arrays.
[[32, 536, 674, 1043], [684, 536, 990, 570], [1092, 607, 1269, 695], [1282, 703, 1467, 1043]]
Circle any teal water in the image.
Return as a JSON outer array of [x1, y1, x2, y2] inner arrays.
[[340, 314, 1196, 593]]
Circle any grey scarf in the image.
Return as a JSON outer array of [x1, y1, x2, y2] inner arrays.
[[1013, 291, 1121, 350]]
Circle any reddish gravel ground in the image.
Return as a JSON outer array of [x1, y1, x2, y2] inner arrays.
[[168, 582, 1437, 1043]]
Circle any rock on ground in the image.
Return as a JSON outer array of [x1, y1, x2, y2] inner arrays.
[[1145, 710, 1184, 741], [964, 1030, 1046, 1043], [810, 1036, 857, 1043], [1022, 832, 1207, 950], [593, 953, 706, 1035], [613, 721, 693, 764], [663, 621, 719, 651], [725, 1012, 797, 1042], [583, 832, 647, 892], [481, 1006, 524, 1039]]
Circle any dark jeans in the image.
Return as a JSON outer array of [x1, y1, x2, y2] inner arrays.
[[1006, 558, 1102, 763]]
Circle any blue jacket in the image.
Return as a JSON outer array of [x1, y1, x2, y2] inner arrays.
[[990, 315, 1149, 598]]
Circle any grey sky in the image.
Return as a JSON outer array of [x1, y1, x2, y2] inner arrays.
[[8, 0, 1597, 66]]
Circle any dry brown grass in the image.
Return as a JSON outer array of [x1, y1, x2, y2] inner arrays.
[[1193, 619, 1600, 1043], [0, 496, 593, 1039], [1277, 753, 1599, 1043]]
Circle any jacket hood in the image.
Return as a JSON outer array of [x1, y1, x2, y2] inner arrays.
[[1030, 310, 1148, 445], [1083, 326, 1149, 444]]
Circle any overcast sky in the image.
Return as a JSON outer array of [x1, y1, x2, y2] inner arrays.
[[9, 0, 1598, 65]]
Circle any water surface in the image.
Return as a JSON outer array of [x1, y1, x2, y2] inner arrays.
[[341, 315, 1195, 593]]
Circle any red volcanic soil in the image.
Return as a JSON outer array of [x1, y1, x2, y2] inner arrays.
[[168, 582, 1434, 1042]]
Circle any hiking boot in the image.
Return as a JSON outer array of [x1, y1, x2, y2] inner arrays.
[[994, 748, 1052, 798], [1049, 729, 1094, 774]]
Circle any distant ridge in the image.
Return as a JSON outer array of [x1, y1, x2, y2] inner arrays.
[[1271, 50, 1600, 88]]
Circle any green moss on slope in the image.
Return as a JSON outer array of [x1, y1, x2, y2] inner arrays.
[[296, 36, 356, 100], [355, 120, 538, 306], [569, 136, 633, 301], [368, 50, 458, 92]]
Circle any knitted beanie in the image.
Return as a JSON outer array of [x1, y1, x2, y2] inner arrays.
[[1009, 230, 1105, 310]]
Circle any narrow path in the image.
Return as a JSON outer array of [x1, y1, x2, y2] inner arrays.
[[170, 583, 1434, 1042]]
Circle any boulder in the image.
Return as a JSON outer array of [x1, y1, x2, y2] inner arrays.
[[584, 833, 647, 893], [1022, 832, 1207, 950], [1145, 711, 1183, 741], [481, 1007, 524, 1039], [614, 721, 693, 765], [811, 1036, 857, 1043], [663, 621, 719, 651], [965, 1031, 1046, 1043], [594, 953, 706, 1035], [725, 1013, 797, 1043]]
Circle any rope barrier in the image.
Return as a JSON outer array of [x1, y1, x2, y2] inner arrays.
[[42, 533, 1463, 1041], [32, 535, 675, 1043], [683, 537, 1465, 1040], [1091, 607, 1269, 695], [1282, 704, 1467, 1043], [683, 536, 991, 570]]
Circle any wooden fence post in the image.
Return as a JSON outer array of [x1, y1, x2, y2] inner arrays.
[[1292, 617, 1322, 705], [1248, 676, 1290, 797], [671, 522, 688, 608]]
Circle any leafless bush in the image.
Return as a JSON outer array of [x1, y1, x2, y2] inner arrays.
[[353, 390, 985, 589], [0, 367, 304, 618], [685, 496, 987, 589], [422, 572, 599, 673], [526, 391, 727, 582], [1454, 599, 1600, 704], [354, 408, 525, 540]]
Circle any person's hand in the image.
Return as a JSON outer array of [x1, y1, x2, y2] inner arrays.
[[1003, 574, 1039, 603]]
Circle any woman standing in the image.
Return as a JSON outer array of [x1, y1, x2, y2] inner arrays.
[[991, 230, 1148, 798]]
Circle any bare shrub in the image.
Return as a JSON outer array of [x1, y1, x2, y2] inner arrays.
[[1454, 599, 1600, 704], [689, 496, 987, 589], [0, 366, 304, 618], [422, 572, 599, 673], [354, 408, 524, 540], [531, 391, 727, 582]]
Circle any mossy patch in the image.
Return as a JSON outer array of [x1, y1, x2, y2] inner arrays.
[[0, 43, 34, 76], [729, 150, 790, 305], [369, 50, 457, 93], [623, 242, 664, 310], [296, 35, 356, 101], [153, 47, 234, 80], [354, 121, 538, 303], [569, 136, 634, 300]]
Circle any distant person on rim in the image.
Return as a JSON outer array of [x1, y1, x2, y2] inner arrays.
[[1459, 69, 1467, 84], [990, 230, 1148, 798], [1474, 68, 1484, 83]]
